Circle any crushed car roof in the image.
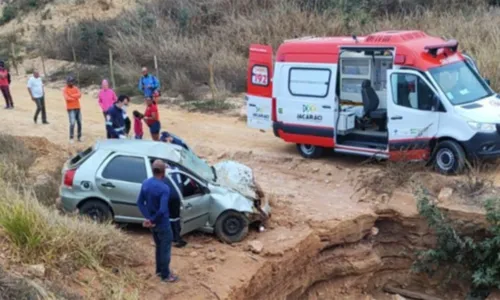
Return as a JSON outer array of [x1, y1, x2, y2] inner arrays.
[[94, 139, 183, 162]]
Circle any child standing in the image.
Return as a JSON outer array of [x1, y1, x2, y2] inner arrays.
[[133, 110, 144, 139]]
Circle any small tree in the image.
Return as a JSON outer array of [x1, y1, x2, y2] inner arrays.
[[414, 192, 500, 299]]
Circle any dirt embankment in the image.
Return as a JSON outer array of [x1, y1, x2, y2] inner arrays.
[[229, 192, 487, 300]]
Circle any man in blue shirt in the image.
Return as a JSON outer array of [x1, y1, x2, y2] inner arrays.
[[138, 67, 160, 98], [105, 96, 127, 139], [137, 159, 179, 283]]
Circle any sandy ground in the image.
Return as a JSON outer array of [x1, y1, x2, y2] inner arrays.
[[0, 72, 383, 299], [2, 73, 499, 299]]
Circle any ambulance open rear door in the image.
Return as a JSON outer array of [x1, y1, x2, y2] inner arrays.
[[246, 44, 274, 130]]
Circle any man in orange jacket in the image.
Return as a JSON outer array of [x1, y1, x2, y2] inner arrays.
[[63, 76, 83, 143]]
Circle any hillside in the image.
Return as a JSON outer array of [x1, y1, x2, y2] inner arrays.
[[2, 0, 500, 99]]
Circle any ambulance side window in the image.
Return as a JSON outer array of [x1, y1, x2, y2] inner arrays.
[[390, 74, 436, 111], [288, 67, 332, 98]]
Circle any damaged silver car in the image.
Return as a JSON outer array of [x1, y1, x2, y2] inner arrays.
[[58, 139, 271, 243]]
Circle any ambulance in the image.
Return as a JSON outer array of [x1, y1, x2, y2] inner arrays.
[[245, 30, 499, 174]]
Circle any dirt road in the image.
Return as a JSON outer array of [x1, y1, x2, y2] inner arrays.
[[0, 73, 383, 299], [16, 71, 489, 300]]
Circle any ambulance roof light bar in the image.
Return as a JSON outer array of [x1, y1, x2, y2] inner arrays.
[[424, 39, 458, 57]]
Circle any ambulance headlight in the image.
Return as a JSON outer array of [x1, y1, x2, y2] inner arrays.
[[467, 121, 496, 133]]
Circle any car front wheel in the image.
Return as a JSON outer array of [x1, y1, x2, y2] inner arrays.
[[214, 210, 249, 244], [433, 140, 466, 175], [79, 200, 113, 223], [296, 144, 323, 159]]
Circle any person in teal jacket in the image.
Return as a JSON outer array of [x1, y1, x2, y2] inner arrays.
[[138, 67, 160, 98]]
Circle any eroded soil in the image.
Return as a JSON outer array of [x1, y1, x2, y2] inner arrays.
[[1, 73, 499, 299]]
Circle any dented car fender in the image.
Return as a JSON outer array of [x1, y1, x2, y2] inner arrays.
[[207, 185, 255, 225]]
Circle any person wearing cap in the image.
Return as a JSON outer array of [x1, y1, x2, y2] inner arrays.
[[0, 61, 14, 109], [138, 67, 160, 100], [105, 95, 128, 139], [137, 159, 179, 283], [160, 131, 189, 150], [27, 69, 48, 124], [63, 76, 82, 143]]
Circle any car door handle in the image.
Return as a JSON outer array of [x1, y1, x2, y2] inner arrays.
[[322, 105, 331, 109], [185, 203, 193, 209], [101, 182, 115, 188], [391, 116, 403, 120], [249, 103, 256, 107]]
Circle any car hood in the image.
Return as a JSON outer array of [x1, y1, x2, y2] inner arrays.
[[455, 95, 500, 123], [212, 161, 260, 200]]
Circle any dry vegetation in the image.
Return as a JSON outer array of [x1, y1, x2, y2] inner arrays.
[[26, 0, 500, 102], [0, 134, 145, 298]]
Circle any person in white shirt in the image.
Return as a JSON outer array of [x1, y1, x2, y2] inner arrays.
[[27, 69, 48, 124]]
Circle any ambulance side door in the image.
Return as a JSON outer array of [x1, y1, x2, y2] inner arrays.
[[276, 63, 337, 137], [246, 44, 274, 130], [386, 69, 442, 160]]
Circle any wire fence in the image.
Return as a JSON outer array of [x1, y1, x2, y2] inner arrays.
[[7, 42, 161, 91]]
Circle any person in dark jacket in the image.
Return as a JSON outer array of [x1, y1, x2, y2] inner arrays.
[[163, 165, 188, 248], [137, 160, 178, 283], [160, 131, 189, 150], [105, 96, 127, 139]]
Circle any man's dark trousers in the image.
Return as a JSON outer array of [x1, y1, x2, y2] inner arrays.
[[170, 220, 182, 243], [34, 96, 47, 123], [152, 225, 173, 279]]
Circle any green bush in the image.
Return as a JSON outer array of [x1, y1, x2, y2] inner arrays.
[[413, 192, 500, 299], [0, 5, 17, 25]]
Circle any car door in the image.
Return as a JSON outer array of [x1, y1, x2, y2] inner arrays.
[[246, 44, 274, 130], [166, 170, 211, 235], [386, 69, 442, 161], [96, 154, 150, 221], [277, 64, 337, 133]]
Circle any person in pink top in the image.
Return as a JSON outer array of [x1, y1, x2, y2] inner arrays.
[[98, 79, 117, 138], [98, 79, 117, 117]]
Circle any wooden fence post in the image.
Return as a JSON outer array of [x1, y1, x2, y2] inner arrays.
[[10, 43, 18, 75], [154, 55, 159, 80], [40, 55, 47, 78], [72, 47, 79, 84], [109, 49, 116, 89]]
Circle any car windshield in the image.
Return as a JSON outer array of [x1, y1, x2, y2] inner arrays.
[[429, 61, 492, 105], [178, 147, 215, 182]]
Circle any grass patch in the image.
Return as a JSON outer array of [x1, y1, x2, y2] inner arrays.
[[33, 0, 500, 94], [0, 0, 54, 25], [0, 134, 145, 276], [180, 99, 236, 112]]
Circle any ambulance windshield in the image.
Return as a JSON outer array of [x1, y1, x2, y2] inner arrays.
[[429, 61, 492, 105]]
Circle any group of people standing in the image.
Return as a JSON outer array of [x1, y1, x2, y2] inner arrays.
[[102, 66, 162, 141]]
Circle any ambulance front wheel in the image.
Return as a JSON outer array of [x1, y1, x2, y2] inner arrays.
[[433, 140, 466, 175], [297, 144, 324, 159]]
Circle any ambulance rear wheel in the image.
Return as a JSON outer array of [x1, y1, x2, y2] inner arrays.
[[433, 140, 466, 175], [297, 144, 323, 159]]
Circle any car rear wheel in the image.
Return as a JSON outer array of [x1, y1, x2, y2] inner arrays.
[[296, 144, 323, 159], [214, 210, 249, 244], [433, 140, 466, 175], [79, 200, 113, 223]]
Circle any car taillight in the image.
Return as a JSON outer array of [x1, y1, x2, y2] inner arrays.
[[63, 168, 77, 187], [271, 97, 277, 122]]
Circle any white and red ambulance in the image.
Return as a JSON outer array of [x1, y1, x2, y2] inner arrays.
[[245, 30, 499, 174]]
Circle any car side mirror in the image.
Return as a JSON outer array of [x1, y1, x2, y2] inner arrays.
[[484, 78, 491, 86]]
